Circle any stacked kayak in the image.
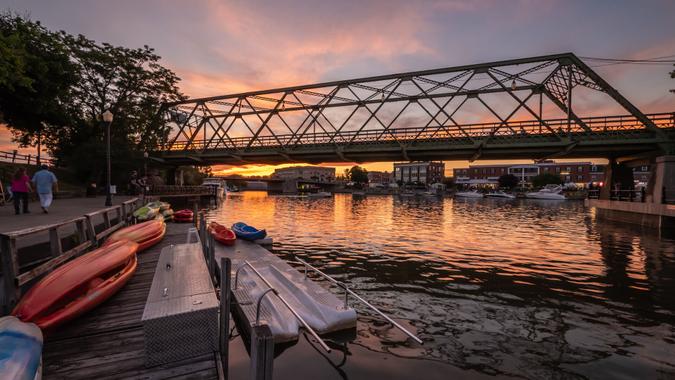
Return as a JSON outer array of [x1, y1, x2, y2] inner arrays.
[[105, 219, 166, 252], [208, 222, 236, 245], [161, 208, 174, 222], [232, 222, 266, 241], [12, 240, 139, 331], [0, 316, 42, 380], [133, 205, 160, 221], [174, 209, 194, 223]]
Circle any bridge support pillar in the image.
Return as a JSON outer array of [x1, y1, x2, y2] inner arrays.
[[600, 159, 634, 200], [650, 155, 675, 204]]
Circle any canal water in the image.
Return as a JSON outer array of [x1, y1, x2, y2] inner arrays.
[[207, 192, 675, 380]]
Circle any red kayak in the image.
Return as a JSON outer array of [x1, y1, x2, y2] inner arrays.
[[12, 240, 139, 331], [105, 219, 166, 252], [208, 221, 236, 245], [173, 209, 194, 223]]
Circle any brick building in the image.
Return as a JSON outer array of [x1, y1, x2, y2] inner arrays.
[[272, 166, 335, 182], [394, 161, 445, 185]]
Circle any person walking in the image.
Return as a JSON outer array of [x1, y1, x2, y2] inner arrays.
[[10, 168, 32, 215], [32, 164, 58, 214]]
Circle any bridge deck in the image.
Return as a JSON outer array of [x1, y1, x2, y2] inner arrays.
[[41, 222, 220, 380]]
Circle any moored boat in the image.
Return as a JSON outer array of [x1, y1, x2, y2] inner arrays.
[[208, 221, 236, 245], [0, 316, 42, 380], [12, 240, 139, 331], [485, 190, 516, 199], [173, 209, 194, 222], [525, 185, 566, 200], [307, 191, 332, 198], [455, 190, 484, 198], [105, 219, 166, 252], [232, 222, 267, 241]]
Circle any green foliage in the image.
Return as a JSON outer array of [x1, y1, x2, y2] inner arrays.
[[0, 13, 76, 147], [498, 174, 519, 189], [531, 172, 562, 188], [180, 166, 207, 186], [347, 165, 368, 185], [0, 13, 185, 187]]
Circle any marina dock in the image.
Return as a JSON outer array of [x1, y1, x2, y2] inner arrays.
[[40, 222, 220, 379]]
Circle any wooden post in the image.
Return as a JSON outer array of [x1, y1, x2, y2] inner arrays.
[[103, 211, 111, 229], [0, 235, 19, 314], [250, 325, 274, 380], [208, 234, 216, 280], [48, 227, 62, 258], [220, 257, 231, 379], [85, 215, 97, 246], [193, 202, 199, 228], [75, 219, 87, 245]]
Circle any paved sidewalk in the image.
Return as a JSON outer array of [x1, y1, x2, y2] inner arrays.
[[0, 196, 137, 233]]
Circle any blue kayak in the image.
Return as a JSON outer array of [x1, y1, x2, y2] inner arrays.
[[231, 222, 267, 241], [0, 316, 42, 380]]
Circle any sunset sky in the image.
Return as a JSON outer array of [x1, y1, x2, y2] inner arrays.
[[2, 0, 674, 176]]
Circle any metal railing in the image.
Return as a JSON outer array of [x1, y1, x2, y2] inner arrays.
[[296, 257, 423, 345], [160, 112, 674, 152], [145, 185, 217, 196], [0, 150, 57, 166], [235, 260, 332, 352]]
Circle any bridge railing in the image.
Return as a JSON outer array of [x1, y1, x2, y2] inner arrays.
[[145, 185, 217, 196], [161, 112, 674, 151]]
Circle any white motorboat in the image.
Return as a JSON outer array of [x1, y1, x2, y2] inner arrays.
[[485, 190, 516, 199], [202, 177, 226, 198], [307, 191, 332, 198], [455, 190, 484, 198], [525, 185, 566, 200]]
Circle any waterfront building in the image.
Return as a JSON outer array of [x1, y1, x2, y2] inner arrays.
[[367, 171, 392, 187], [272, 166, 336, 182], [393, 161, 445, 185], [452, 161, 621, 187]]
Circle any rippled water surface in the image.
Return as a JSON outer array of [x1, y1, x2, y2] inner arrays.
[[207, 192, 675, 380]]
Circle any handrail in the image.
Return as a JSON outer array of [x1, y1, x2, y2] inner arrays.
[[234, 260, 332, 352], [296, 257, 424, 345]]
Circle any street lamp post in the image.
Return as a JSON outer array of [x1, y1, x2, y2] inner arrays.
[[102, 110, 114, 206]]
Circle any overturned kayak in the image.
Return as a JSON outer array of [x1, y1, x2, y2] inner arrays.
[[12, 240, 139, 331], [174, 209, 194, 223], [146, 201, 170, 211], [209, 221, 236, 246], [0, 316, 42, 380], [232, 222, 266, 241], [105, 219, 166, 252], [133, 206, 160, 221]]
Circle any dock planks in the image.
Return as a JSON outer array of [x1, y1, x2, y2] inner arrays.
[[41, 222, 220, 379]]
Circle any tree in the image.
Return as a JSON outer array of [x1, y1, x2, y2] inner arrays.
[[498, 174, 519, 189], [0, 13, 76, 153], [0, 14, 185, 186], [347, 166, 368, 186], [531, 173, 562, 188]]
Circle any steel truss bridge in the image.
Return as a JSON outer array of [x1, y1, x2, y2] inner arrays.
[[154, 53, 675, 165]]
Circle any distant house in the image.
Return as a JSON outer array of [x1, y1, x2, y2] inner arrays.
[[393, 161, 445, 185], [272, 166, 336, 183]]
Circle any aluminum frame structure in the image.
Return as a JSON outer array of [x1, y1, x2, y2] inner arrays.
[[154, 53, 675, 165]]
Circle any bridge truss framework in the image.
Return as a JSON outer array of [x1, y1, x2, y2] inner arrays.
[[154, 53, 674, 165]]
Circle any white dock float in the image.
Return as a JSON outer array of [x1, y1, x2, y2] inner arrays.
[[214, 239, 357, 344]]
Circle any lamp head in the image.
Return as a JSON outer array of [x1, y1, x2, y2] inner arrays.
[[102, 110, 114, 123]]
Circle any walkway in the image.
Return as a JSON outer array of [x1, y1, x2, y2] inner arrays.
[[0, 196, 136, 233]]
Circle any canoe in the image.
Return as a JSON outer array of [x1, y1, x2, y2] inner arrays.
[[12, 240, 139, 331], [146, 201, 171, 211], [232, 222, 266, 241], [133, 206, 160, 221], [0, 316, 42, 380], [173, 209, 194, 223], [105, 219, 166, 252], [208, 222, 236, 245]]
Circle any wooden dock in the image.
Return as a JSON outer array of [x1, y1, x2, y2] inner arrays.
[[41, 222, 220, 379]]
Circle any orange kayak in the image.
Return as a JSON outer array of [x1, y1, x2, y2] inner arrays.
[[105, 219, 166, 252], [12, 240, 139, 331], [209, 221, 236, 245]]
